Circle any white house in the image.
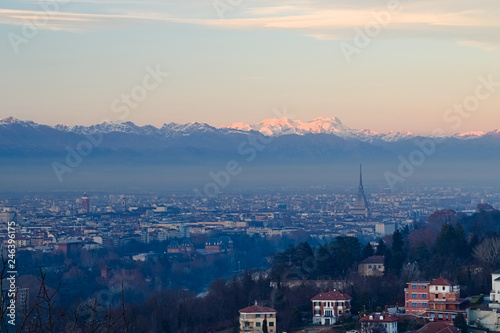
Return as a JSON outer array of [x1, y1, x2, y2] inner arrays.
[[311, 290, 352, 325]]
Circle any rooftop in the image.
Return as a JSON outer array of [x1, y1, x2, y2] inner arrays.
[[239, 304, 277, 314], [360, 313, 398, 322], [360, 256, 385, 264], [416, 322, 461, 333], [311, 290, 351, 301], [431, 277, 453, 286]]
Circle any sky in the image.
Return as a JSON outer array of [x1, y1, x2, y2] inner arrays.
[[1, 0, 500, 135]]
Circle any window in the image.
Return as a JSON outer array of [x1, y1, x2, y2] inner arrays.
[[245, 322, 250, 327], [438, 314, 443, 319], [422, 285, 427, 289], [412, 285, 417, 289], [430, 313, 435, 318], [412, 294, 417, 298], [339, 310, 342, 314], [368, 265, 372, 269], [445, 315, 449, 319], [442, 286, 445, 290], [325, 310, 333, 317], [422, 294, 427, 299], [412, 303, 418, 308], [451, 315, 456, 319], [269, 322, 274, 327], [435, 286, 438, 290], [314, 310, 320, 316], [256, 322, 261, 327], [422, 303, 427, 308], [406, 293, 409, 298], [314, 302, 319, 307], [256, 314, 261, 318]]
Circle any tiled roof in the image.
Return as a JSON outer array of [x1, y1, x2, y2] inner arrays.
[[167, 241, 179, 248], [416, 322, 460, 333], [239, 305, 277, 313], [219, 236, 233, 244], [360, 313, 398, 322], [360, 256, 385, 264], [431, 277, 453, 286], [181, 239, 192, 246], [311, 290, 351, 301], [206, 238, 219, 245]]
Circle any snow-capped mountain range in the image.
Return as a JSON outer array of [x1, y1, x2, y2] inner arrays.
[[1, 116, 497, 141], [226, 117, 415, 142]]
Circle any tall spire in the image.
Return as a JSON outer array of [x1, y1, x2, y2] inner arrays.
[[359, 164, 363, 189], [352, 164, 369, 217]]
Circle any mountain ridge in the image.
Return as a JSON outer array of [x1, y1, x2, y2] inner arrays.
[[2, 116, 498, 142]]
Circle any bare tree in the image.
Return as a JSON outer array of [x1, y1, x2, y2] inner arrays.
[[401, 262, 421, 283], [473, 237, 500, 267]]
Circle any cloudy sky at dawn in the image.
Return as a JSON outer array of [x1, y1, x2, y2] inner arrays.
[[1, 0, 500, 134]]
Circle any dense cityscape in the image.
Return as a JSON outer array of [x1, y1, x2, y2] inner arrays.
[[2, 169, 500, 332]]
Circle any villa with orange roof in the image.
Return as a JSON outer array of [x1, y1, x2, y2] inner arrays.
[[311, 289, 352, 325], [239, 302, 277, 333]]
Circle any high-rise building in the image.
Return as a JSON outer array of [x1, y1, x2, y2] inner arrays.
[[82, 193, 90, 214], [178, 224, 190, 239], [351, 165, 370, 217]]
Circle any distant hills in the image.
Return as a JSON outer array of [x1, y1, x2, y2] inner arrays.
[[1, 116, 500, 157], [1, 116, 499, 191]]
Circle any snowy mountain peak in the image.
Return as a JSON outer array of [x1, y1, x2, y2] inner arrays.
[[224, 117, 420, 142], [0, 117, 21, 124], [0, 117, 39, 127], [226, 117, 364, 139]]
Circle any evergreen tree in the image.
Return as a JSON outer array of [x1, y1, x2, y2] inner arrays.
[[453, 313, 467, 332], [363, 243, 375, 259], [375, 240, 386, 256], [262, 317, 269, 333], [389, 230, 406, 274], [392, 230, 404, 253]]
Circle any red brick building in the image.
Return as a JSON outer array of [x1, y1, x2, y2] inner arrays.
[[426, 278, 467, 321], [405, 281, 430, 315], [404, 278, 467, 321]]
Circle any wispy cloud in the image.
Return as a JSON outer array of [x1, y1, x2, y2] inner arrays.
[[458, 40, 500, 51], [1, 1, 500, 51]]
